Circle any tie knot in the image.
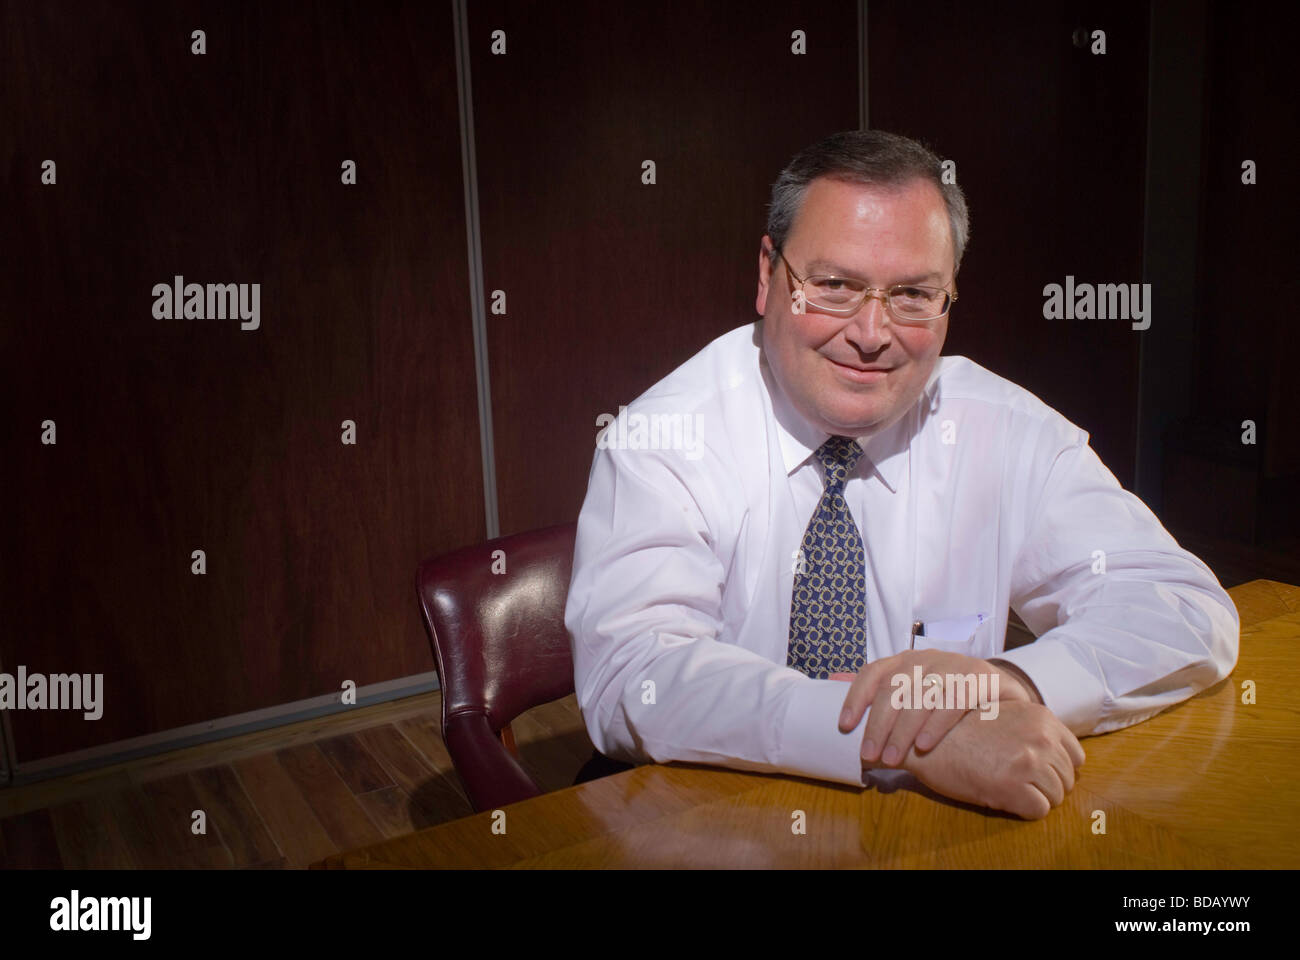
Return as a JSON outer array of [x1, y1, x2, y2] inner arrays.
[[816, 436, 863, 488]]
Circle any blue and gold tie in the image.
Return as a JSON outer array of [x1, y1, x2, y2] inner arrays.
[[787, 436, 868, 678]]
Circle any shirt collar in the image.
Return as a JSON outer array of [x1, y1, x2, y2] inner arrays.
[[761, 350, 942, 494]]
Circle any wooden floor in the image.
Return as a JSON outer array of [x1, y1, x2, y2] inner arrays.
[[0, 692, 595, 869]]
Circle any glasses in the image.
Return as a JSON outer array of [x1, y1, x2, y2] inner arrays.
[[776, 248, 957, 324]]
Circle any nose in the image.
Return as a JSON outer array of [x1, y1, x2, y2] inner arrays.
[[844, 291, 892, 352]]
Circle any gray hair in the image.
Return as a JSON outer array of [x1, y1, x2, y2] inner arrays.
[[765, 129, 970, 275]]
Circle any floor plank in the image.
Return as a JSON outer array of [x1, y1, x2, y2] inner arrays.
[[355, 785, 435, 838], [48, 797, 137, 869], [189, 765, 282, 868], [104, 787, 187, 869], [0, 808, 64, 868], [231, 754, 338, 869], [316, 732, 395, 795], [275, 743, 385, 852], [355, 725, 473, 824], [392, 714, 470, 804], [140, 773, 234, 868]]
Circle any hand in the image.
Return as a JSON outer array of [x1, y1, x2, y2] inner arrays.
[[887, 699, 1086, 820], [832, 650, 1034, 767]]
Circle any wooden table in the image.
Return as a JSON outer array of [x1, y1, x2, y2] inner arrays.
[[316, 579, 1300, 868]]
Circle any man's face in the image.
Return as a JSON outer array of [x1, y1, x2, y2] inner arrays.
[[756, 176, 955, 437]]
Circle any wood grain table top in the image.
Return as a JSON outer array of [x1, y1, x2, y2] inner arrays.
[[316, 579, 1300, 868]]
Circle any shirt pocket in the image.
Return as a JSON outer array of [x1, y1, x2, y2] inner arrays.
[[911, 612, 997, 661]]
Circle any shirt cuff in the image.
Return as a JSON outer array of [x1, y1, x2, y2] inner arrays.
[[991, 633, 1106, 734], [778, 677, 870, 787]]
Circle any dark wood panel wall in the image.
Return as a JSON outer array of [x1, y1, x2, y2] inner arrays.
[[1164, 0, 1300, 547], [1196, 1, 1296, 475], [2, 1, 482, 763]]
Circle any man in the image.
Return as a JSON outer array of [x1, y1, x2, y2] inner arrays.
[[564, 129, 1239, 820]]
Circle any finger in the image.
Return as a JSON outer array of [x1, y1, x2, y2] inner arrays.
[[1014, 784, 1053, 821], [860, 682, 906, 762], [1063, 730, 1086, 767], [1048, 745, 1076, 794], [913, 707, 969, 752], [880, 698, 936, 766], [838, 659, 889, 731], [1030, 761, 1066, 808], [828, 673, 856, 682]]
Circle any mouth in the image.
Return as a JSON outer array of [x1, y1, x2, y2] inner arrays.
[[827, 357, 893, 383]]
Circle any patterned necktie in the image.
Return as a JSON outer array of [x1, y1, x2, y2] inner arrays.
[[787, 436, 868, 678]]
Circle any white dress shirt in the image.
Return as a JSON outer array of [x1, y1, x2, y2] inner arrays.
[[565, 321, 1240, 787]]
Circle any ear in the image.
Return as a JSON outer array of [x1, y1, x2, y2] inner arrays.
[[756, 236, 775, 316]]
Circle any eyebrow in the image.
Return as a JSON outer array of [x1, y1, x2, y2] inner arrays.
[[805, 260, 944, 284]]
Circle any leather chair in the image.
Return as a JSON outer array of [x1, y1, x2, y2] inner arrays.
[[416, 522, 581, 812]]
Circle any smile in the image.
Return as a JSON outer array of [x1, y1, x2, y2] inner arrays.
[[827, 357, 891, 383]]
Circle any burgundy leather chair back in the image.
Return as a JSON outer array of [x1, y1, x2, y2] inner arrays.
[[416, 522, 578, 812]]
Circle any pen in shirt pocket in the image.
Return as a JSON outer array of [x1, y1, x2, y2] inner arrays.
[[909, 612, 989, 649]]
